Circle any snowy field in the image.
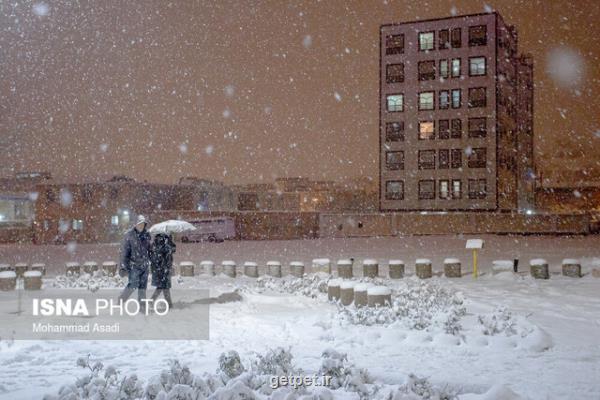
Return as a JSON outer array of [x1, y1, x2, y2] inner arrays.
[[0, 235, 599, 399]]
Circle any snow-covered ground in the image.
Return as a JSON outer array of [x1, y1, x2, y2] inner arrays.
[[0, 235, 599, 399]]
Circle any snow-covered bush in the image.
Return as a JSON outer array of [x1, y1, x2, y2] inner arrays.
[[217, 350, 246, 380], [253, 274, 330, 299], [381, 373, 458, 400], [477, 306, 517, 336], [318, 348, 372, 398], [50, 271, 126, 291], [251, 347, 294, 376]]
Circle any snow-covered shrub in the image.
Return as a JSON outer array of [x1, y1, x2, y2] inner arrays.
[[254, 274, 330, 299], [50, 271, 126, 291], [385, 373, 458, 400], [217, 351, 246, 380], [318, 348, 372, 398], [477, 306, 517, 336], [251, 347, 294, 376]]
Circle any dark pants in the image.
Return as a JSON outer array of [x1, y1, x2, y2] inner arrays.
[[119, 265, 149, 305], [151, 288, 173, 308]]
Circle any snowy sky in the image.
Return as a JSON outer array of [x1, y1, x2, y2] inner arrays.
[[0, 0, 599, 185]]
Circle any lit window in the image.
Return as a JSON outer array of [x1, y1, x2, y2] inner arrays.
[[439, 180, 450, 199], [72, 219, 83, 231], [111, 215, 119, 225], [469, 57, 486, 76], [386, 94, 404, 112], [418, 150, 436, 169], [452, 180, 462, 198], [451, 58, 461, 77], [451, 89, 461, 108], [386, 151, 404, 170], [469, 25, 487, 46], [439, 90, 449, 109], [385, 180, 404, 200], [419, 121, 435, 140], [419, 32, 434, 51], [418, 180, 436, 200], [419, 92, 435, 110], [386, 34, 404, 55], [439, 60, 449, 79]]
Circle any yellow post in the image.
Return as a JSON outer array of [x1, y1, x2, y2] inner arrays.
[[473, 249, 478, 278]]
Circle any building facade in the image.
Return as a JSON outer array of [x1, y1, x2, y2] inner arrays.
[[379, 12, 534, 211]]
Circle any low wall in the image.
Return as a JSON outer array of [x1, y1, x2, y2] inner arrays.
[[320, 212, 590, 237]]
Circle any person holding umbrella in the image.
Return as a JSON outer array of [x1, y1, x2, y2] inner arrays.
[[150, 232, 176, 308]]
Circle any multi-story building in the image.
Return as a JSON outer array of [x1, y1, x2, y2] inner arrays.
[[379, 12, 534, 211]]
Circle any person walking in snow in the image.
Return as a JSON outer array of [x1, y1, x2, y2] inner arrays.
[[118, 215, 152, 309], [150, 232, 176, 308]]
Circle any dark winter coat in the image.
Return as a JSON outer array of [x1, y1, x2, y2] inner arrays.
[[120, 227, 152, 272], [151, 233, 176, 289]]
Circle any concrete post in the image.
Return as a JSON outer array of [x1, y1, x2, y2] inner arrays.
[[530, 259, 549, 279], [244, 262, 259, 278], [222, 261, 237, 278], [179, 261, 195, 277], [327, 279, 341, 301], [65, 262, 80, 276], [562, 259, 581, 278], [444, 258, 461, 278], [336, 259, 353, 279], [267, 261, 282, 278], [415, 259, 432, 279], [24, 271, 42, 290], [14, 263, 28, 278], [101, 261, 117, 276], [339, 281, 355, 306], [312, 258, 331, 274], [201, 261, 215, 276], [289, 261, 305, 278], [82, 261, 98, 275], [367, 286, 392, 307], [353, 283, 373, 308], [0, 271, 17, 291], [388, 260, 405, 279], [362, 259, 379, 278], [31, 263, 46, 276]]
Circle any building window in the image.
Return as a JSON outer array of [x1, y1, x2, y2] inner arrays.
[[439, 60, 449, 79], [468, 147, 487, 168], [386, 34, 404, 55], [385, 121, 404, 141], [439, 29, 449, 49], [418, 180, 436, 200], [439, 180, 450, 199], [439, 149, 449, 169], [386, 94, 404, 112], [451, 118, 462, 138], [418, 150, 436, 169], [111, 215, 119, 226], [451, 58, 461, 77], [419, 31, 434, 51], [452, 179, 462, 199], [418, 91, 435, 110], [72, 219, 83, 231], [469, 57, 486, 76], [386, 151, 404, 170], [438, 119, 450, 139], [451, 149, 462, 168], [386, 63, 404, 83], [469, 25, 487, 46], [468, 179, 487, 199], [439, 90, 449, 109], [419, 121, 435, 140], [451, 28, 461, 48], [385, 180, 404, 200], [451, 89, 461, 108], [468, 87, 487, 108], [418, 60, 436, 81], [468, 117, 487, 138]]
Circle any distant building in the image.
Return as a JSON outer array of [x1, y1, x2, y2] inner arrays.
[[379, 12, 534, 211], [178, 177, 237, 211]]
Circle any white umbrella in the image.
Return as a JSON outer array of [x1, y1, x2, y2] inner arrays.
[[148, 220, 197, 234]]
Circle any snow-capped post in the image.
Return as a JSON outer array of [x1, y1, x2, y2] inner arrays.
[[339, 281, 355, 306], [327, 279, 341, 301], [0, 271, 17, 291], [362, 259, 379, 278], [179, 261, 195, 277], [289, 261, 305, 278], [82, 261, 98, 275], [31, 263, 46, 276], [353, 283, 373, 307], [267, 261, 282, 277], [101, 261, 117, 276], [466, 239, 484, 278], [444, 258, 461, 278], [530, 258, 549, 279], [561, 259, 581, 278], [201, 261, 215, 276], [388, 259, 405, 279], [244, 261, 258, 278], [222, 260, 237, 278], [24, 270, 42, 290], [14, 262, 28, 278], [65, 262, 80, 276], [312, 258, 331, 274], [415, 258, 432, 279], [367, 286, 392, 307], [336, 259, 353, 279]]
